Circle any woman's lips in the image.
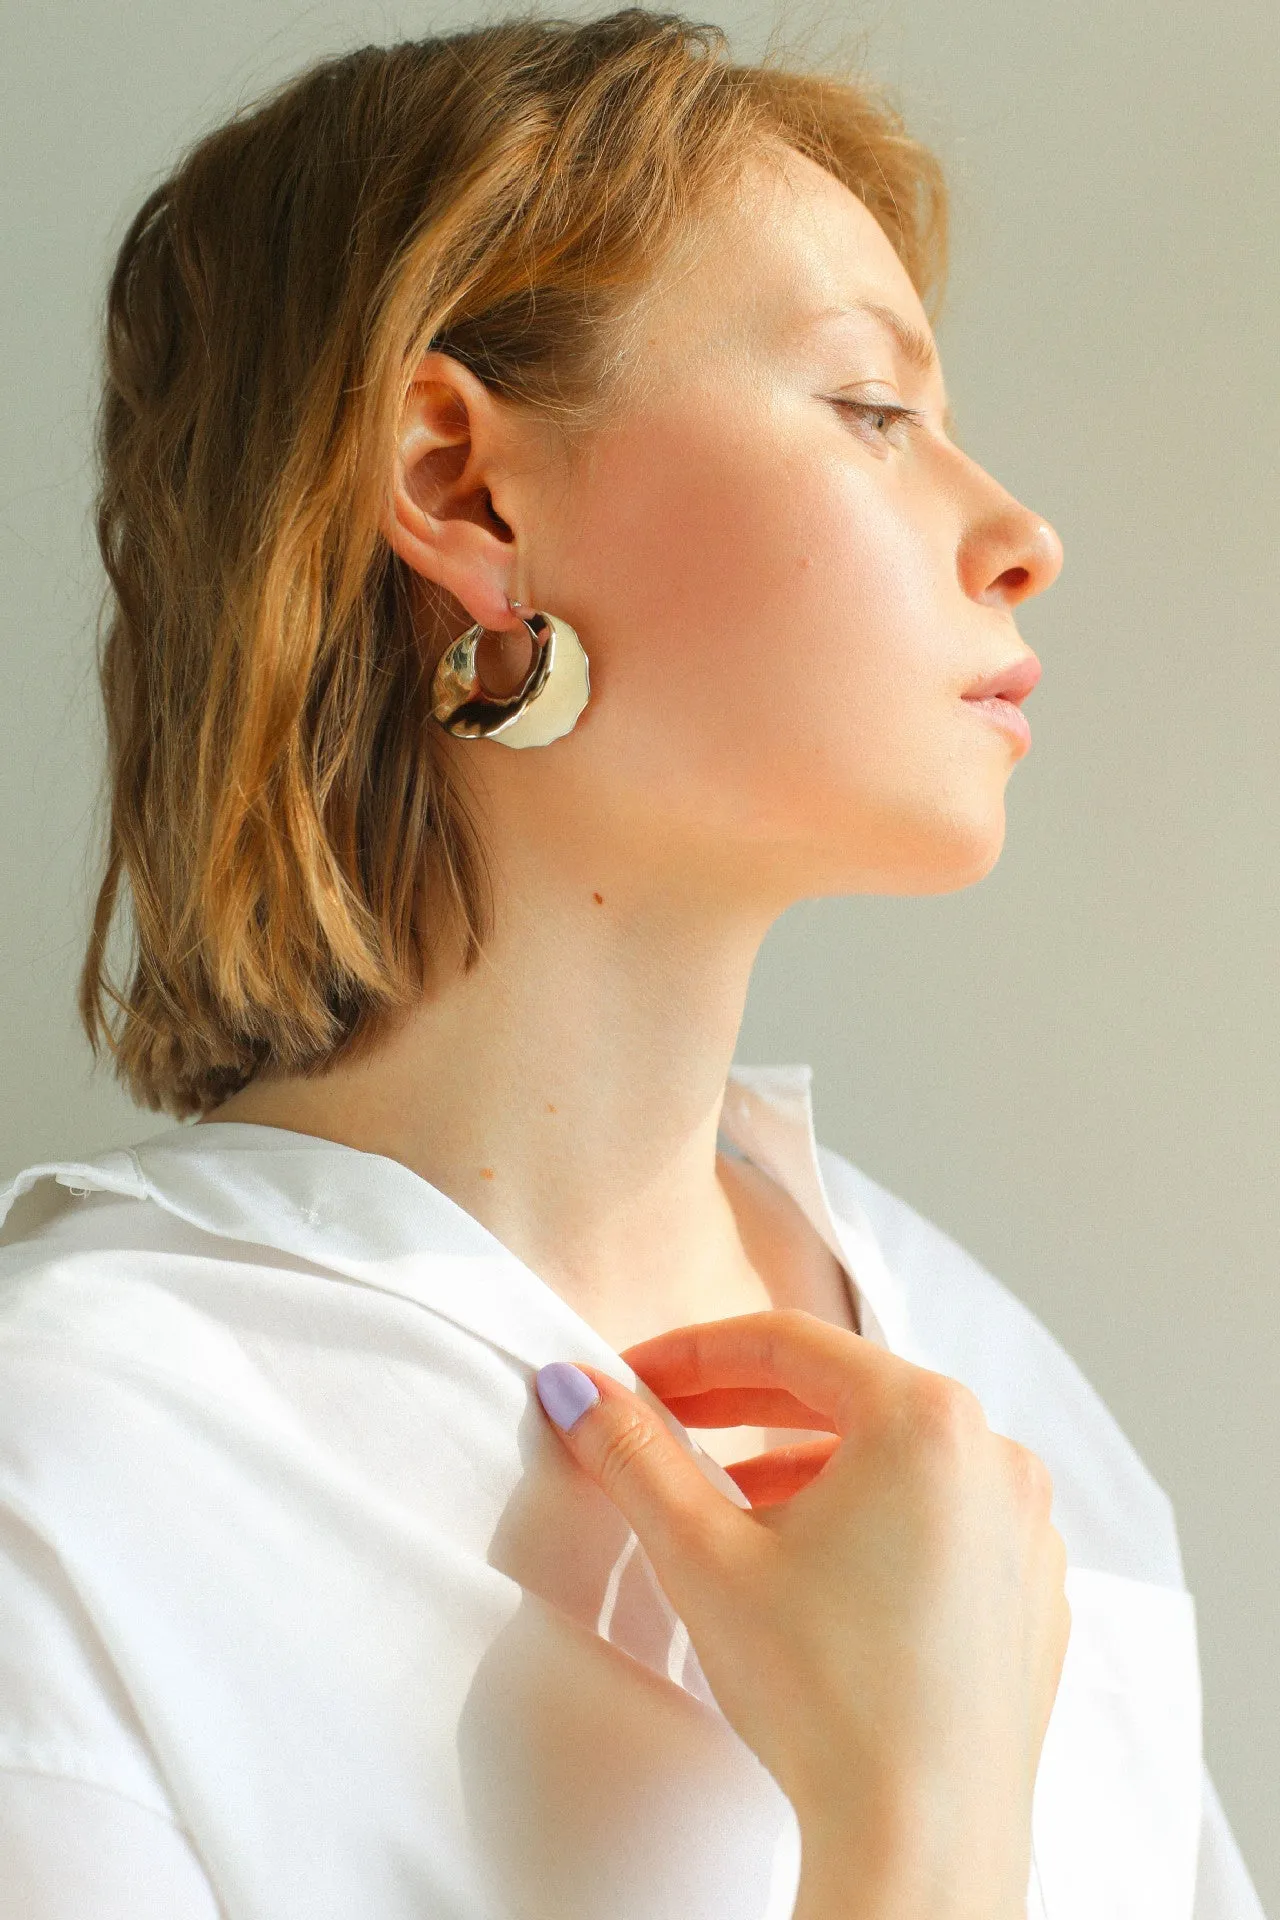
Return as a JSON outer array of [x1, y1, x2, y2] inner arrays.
[[962, 693, 1032, 750], [962, 652, 1042, 703], [960, 651, 1040, 751]]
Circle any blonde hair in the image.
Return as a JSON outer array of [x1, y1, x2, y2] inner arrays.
[[79, 6, 950, 1119]]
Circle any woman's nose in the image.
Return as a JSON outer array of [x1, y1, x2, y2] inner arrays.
[[976, 516, 1065, 609]]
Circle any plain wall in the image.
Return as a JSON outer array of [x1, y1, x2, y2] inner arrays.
[[2, 0, 1276, 1903]]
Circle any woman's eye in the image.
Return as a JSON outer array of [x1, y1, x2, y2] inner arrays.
[[834, 399, 924, 444]]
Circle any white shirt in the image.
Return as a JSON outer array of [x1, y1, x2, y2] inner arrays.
[[0, 1062, 1266, 1920]]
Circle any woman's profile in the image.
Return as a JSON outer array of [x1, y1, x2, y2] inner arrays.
[[0, 9, 1266, 1918]]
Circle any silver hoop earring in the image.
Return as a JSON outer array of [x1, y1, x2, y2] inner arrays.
[[429, 610, 590, 749]]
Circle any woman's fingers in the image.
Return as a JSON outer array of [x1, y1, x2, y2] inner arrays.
[[620, 1308, 891, 1439], [718, 1436, 842, 1509], [647, 1385, 838, 1431], [535, 1362, 748, 1586]]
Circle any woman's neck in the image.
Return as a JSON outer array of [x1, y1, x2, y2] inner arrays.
[[200, 854, 785, 1349]]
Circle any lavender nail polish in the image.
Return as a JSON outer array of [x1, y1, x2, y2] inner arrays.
[[536, 1361, 600, 1431]]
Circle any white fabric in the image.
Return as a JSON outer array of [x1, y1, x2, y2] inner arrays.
[[0, 1061, 1266, 1920]]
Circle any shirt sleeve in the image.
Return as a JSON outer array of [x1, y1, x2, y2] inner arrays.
[[0, 1501, 222, 1914], [1195, 1765, 1270, 1919], [0, 1502, 176, 1817], [0, 1768, 223, 1919]]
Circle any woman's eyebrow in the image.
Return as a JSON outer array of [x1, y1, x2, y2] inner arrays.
[[838, 299, 938, 376], [803, 300, 958, 438]]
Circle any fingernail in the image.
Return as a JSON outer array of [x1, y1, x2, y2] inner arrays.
[[536, 1361, 600, 1431]]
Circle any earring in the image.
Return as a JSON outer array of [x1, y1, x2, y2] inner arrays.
[[429, 608, 590, 748]]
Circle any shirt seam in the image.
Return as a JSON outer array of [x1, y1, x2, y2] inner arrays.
[[0, 1750, 182, 1829]]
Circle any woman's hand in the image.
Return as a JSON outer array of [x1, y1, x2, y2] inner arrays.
[[535, 1309, 1070, 1920]]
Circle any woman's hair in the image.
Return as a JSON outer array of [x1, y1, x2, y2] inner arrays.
[[79, 5, 950, 1119]]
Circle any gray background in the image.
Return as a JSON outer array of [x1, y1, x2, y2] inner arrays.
[[2, 0, 1275, 1903]]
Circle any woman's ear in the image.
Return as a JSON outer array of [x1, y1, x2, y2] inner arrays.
[[382, 351, 523, 634]]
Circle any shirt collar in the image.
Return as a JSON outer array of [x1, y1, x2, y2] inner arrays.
[[0, 1063, 914, 1383], [715, 1063, 913, 1354]]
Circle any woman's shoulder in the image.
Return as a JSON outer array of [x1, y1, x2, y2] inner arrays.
[[0, 1153, 300, 1438], [816, 1142, 1185, 1589]]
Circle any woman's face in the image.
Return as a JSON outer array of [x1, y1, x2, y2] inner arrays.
[[443, 143, 1064, 909]]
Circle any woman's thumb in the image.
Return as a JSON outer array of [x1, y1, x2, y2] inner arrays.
[[535, 1360, 741, 1584]]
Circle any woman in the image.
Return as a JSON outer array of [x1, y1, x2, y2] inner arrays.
[[0, 10, 1264, 1918]]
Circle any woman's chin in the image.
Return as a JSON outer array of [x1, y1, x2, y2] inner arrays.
[[931, 814, 1008, 893], [863, 809, 1009, 897]]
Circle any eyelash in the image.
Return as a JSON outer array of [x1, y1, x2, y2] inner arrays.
[[834, 399, 925, 443]]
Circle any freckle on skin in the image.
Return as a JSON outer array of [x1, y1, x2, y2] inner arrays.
[[592, 891, 604, 904], [546, 1103, 557, 1113], [480, 1167, 495, 1180]]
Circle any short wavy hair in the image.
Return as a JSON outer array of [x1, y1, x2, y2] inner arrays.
[[79, 6, 950, 1120]]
